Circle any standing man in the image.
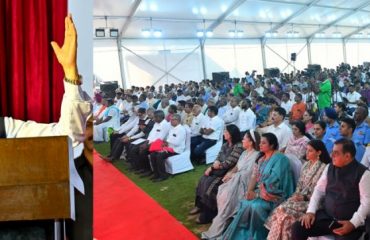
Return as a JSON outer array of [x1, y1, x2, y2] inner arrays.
[[317, 73, 332, 114]]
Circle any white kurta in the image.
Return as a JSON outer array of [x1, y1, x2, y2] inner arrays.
[[4, 80, 91, 148]]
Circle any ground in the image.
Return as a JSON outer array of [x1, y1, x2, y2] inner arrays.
[[94, 142, 211, 237]]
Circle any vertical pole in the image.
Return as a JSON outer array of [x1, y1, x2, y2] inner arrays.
[[199, 38, 207, 80], [307, 38, 312, 64], [54, 219, 61, 240], [342, 38, 347, 63], [117, 38, 126, 89], [260, 38, 267, 69]]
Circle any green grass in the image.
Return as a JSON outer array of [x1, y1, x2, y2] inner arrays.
[[94, 143, 211, 237]]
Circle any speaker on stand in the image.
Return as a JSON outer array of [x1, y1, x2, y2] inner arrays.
[[291, 53, 297, 75]]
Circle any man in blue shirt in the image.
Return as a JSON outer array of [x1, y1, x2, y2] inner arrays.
[[322, 107, 340, 154], [353, 106, 369, 146], [340, 117, 366, 162]]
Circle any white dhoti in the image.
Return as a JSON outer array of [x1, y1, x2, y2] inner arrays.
[[93, 122, 112, 142]]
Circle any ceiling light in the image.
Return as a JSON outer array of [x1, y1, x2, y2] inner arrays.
[[196, 30, 204, 37], [109, 29, 119, 37], [228, 30, 236, 38], [153, 29, 162, 38], [149, 3, 158, 11], [95, 28, 105, 37], [236, 30, 244, 37], [221, 5, 227, 12], [200, 7, 207, 15], [141, 29, 151, 37], [315, 32, 325, 38], [265, 31, 278, 38], [192, 7, 199, 14], [206, 31, 213, 37], [233, 10, 239, 16], [332, 32, 342, 38]]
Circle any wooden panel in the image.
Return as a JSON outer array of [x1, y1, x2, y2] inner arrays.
[[0, 136, 71, 221]]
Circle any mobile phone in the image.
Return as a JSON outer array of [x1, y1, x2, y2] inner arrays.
[[328, 220, 341, 230]]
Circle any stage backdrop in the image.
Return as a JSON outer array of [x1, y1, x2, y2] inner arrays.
[[0, 0, 67, 123]]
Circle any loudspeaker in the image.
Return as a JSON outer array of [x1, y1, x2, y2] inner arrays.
[[100, 82, 118, 99], [212, 72, 230, 83], [291, 53, 297, 61], [264, 68, 280, 78], [307, 64, 321, 71]]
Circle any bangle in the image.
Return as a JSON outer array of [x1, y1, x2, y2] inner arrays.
[[64, 74, 82, 85]]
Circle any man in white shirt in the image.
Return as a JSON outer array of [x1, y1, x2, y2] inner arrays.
[[191, 106, 223, 163], [346, 85, 362, 114], [280, 93, 293, 116], [238, 99, 256, 136], [190, 104, 206, 138], [222, 97, 241, 126], [257, 107, 293, 150], [149, 114, 186, 182], [134, 110, 171, 176], [93, 98, 120, 142], [292, 138, 370, 239]]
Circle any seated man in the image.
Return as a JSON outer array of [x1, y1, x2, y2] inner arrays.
[[126, 110, 170, 175], [149, 113, 186, 182], [291, 138, 370, 240], [191, 106, 223, 164], [93, 98, 120, 142], [257, 107, 293, 151], [340, 117, 366, 162]]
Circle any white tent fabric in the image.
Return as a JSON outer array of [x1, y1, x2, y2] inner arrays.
[[93, 0, 370, 87]]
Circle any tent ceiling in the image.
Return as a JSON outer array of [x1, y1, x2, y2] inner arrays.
[[93, 0, 370, 39]]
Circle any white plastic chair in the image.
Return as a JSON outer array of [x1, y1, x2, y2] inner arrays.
[[165, 126, 194, 174], [205, 121, 225, 164], [285, 153, 303, 184]]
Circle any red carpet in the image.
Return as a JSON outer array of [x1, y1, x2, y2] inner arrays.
[[93, 151, 198, 240]]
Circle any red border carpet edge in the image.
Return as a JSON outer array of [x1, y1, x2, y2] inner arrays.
[[93, 151, 198, 240]]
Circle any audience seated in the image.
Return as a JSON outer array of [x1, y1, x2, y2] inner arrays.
[[149, 113, 186, 182], [266, 140, 330, 240], [190, 125, 244, 224], [202, 130, 261, 239], [190, 106, 224, 164], [93, 62, 370, 239], [291, 138, 370, 240], [222, 133, 295, 240]]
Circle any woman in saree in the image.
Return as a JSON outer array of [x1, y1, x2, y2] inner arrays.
[[222, 133, 295, 240], [265, 139, 330, 240], [201, 130, 261, 239], [190, 124, 244, 224]]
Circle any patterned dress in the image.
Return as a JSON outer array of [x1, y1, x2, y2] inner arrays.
[[201, 150, 260, 239], [265, 160, 327, 240], [195, 142, 244, 213], [222, 152, 295, 240]]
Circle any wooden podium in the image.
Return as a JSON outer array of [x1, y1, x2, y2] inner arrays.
[[0, 136, 74, 239]]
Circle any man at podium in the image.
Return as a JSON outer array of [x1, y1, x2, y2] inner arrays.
[[0, 14, 92, 240]]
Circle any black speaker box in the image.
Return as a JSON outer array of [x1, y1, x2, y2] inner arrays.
[[100, 82, 118, 99]]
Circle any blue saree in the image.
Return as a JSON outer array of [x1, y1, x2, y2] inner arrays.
[[222, 152, 295, 240]]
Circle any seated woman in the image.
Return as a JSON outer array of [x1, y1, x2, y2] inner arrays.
[[283, 121, 311, 182], [189, 124, 244, 224], [302, 110, 316, 137], [265, 139, 330, 240], [202, 130, 261, 239], [222, 133, 295, 240]]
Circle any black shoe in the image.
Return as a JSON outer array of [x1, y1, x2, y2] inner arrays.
[[150, 175, 160, 180], [134, 169, 146, 174], [139, 171, 153, 178], [152, 176, 168, 182]]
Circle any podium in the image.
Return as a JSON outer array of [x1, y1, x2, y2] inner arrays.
[[0, 136, 75, 239]]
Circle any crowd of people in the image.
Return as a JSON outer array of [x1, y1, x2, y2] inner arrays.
[[93, 62, 370, 239]]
